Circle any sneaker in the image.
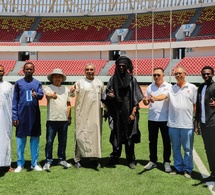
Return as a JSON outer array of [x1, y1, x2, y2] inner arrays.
[[129, 162, 136, 169], [74, 161, 82, 169], [31, 165, 43, 171], [59, 160, 72, 169], [14, 166, 23, 173], [184, 171, 192, 179], [43, 163, 51, 172], [164, 162, 172, 173], [144, 161, 157, 170]]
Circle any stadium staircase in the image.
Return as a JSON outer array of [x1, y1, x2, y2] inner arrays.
[[98, 61, 115, 76], [189, 7, 204, 37], [122, 14, 134, 28], [120, 14, 135, 41], [30, 17, 41, 31], [8, 61, 24, 76], [29, 17, 42, 42], [190, 7, 204, 23]]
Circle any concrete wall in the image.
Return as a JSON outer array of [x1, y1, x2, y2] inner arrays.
[[0, 52, 17, 60], [36, 51, 109, 60]]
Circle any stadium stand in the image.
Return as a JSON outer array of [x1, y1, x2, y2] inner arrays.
[[184, 35, 215, 41], [28, 42, 110, 46], [107, 58, 170, 75], [36, 15, 128, 42], [184, 6, 215, 41], [172, 56, 215, 75], [0, 42, 20, 46], [128, 9, 195, 40], [18, 60, 107, 76], [0, 5, 214, 85], [0, 60, 16, 75], [196, 6, 215, 36], [119, 38, 176, 44], [0, 17, 34, 42]]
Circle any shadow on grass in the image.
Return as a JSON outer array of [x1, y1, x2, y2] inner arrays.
[[135, 160, 206, 183], [98, 157, 148, 169], [0, 167, 14, 177], [68, 158, 101, 171]]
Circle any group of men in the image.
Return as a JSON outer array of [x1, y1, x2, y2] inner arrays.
[[143, 65, 215, 182], [0, 57, 142, 173], [0, 57, 215, 183]]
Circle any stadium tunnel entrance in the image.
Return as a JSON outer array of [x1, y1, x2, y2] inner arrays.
[[19, 51, 29, 61], [109, 50, 120, 61]]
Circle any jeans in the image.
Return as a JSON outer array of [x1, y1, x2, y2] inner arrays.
[[148, 121, 171, 163], [16, 136, 40, 167], [168, 127, 194, 173], [45, 121, 68, 164]]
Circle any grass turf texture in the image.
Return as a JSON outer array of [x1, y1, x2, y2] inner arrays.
[[0, 107, 211, 195]]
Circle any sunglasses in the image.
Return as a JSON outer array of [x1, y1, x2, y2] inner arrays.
[[153, 74, 161, 77], [174, 72, 183, 76]]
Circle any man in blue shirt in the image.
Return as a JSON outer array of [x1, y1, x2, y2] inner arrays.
[[12, 62, 44, 173]]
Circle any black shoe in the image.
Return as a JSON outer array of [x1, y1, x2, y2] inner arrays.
[[107, 157, 119, 166], [74, 161, 81, 169], [129, 162, 136, 169], [201, 175, 215, 182]]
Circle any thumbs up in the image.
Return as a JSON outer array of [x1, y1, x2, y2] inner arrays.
[[209, 98, 215, 107], [32, 88, 37, 98], [53, 91, 57, 99], [70, 84, 76, 93]]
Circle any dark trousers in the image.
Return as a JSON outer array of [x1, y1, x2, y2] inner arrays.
[[148, 120, 171, 163], [200, 123, 215, 176], [110, 138, 135, 163], [45, 121, 68, 163]]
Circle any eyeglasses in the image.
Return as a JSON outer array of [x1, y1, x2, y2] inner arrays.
[[202, 73, 211, 76], [174, 72, 183, 76], [153, 74, 161, 77], [85, 68, 94, 71]]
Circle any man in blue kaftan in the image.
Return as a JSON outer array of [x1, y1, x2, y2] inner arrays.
[[12, 62, 44, 173]]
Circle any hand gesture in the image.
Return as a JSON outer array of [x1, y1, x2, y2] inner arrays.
[[32, 88, 37, 98], [70, 84, 76, 93], [142, 96, 150, 105], [107, 88, 115, 99], [149, 94, 156, 103], [13, 120, 19, 127], [209, 98, 215, 107], [53, 91, 57, 99]]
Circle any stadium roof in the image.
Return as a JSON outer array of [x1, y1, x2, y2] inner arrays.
[[0, 0, 215, 16]]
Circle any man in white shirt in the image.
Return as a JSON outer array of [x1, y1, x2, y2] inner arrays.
[[150, 66, 197, 179], [43, 68, 72, 171], [143, 68, 172, 172]]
